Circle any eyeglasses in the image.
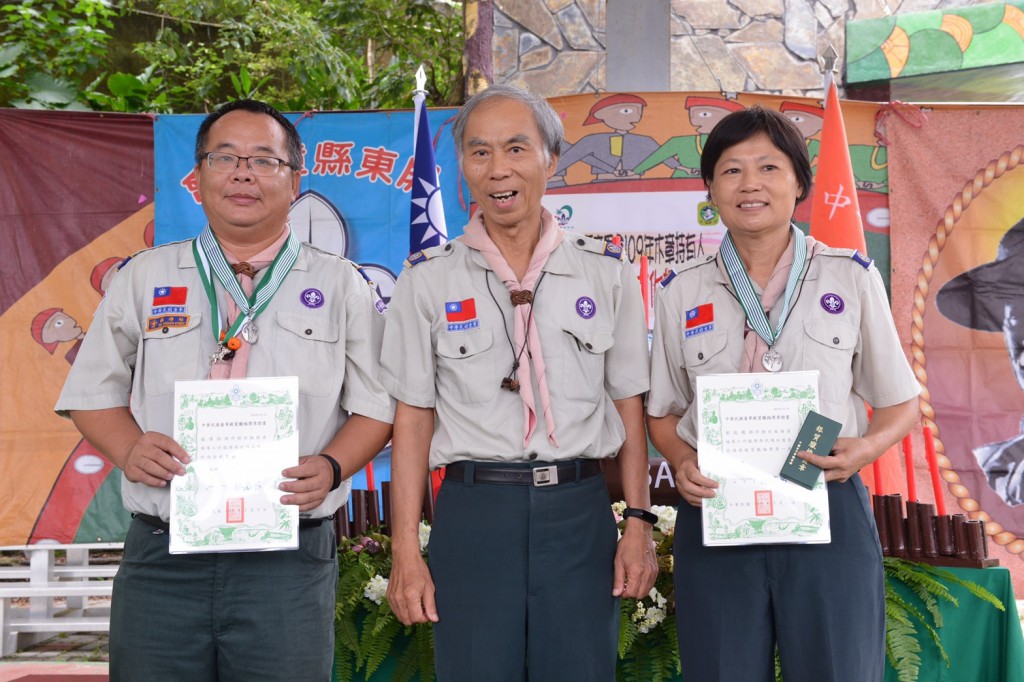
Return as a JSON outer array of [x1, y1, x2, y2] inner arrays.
[[203, 152, 294, 176]]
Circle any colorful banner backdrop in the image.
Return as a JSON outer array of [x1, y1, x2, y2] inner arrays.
[[154, 108, 469, 303], [2, 92, 893, 546], [0, 109, 155, 546], [889, 105, 1024, 579]]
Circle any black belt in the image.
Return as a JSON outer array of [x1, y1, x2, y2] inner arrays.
[[445, 459, 603, 487], [133, 512, 332, 532]]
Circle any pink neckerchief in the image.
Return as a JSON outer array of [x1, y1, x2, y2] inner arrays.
[[459, 209, 563, 447], [209, 226, 291, 380], [725, 233, 826, 373]]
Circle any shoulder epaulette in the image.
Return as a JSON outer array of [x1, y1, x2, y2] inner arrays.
[[352, 262, 374, 285], [569, 235, 624, 260], [851, 250, 874, 270], [404, 241, 456, 269], [659, 270, 677, 288]]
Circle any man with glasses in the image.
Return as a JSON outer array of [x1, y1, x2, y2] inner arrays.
[[56, 99, 394, 681]]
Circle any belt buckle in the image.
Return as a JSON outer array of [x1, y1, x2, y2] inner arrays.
[[532, 465, 559, 487]]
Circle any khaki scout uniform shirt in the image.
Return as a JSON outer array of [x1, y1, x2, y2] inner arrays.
[[56, 238, 395, 520], [380, 233, 650, 470], [647, 247, 920, 445]]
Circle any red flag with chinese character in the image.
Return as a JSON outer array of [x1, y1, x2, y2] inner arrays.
[[810, 78, 901, 498], [809, 79, 866, 253]]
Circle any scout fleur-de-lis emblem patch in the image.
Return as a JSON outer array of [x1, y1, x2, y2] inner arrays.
[[820, 293, 845, 314]]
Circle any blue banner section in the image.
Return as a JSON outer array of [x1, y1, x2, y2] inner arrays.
[[154, 108, 469, 301]]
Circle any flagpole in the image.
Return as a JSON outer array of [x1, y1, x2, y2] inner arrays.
[[411, 63, 448, 501]]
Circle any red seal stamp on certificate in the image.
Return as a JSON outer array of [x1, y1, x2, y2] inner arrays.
[[754, 490, 773, 517], [226, 498, 245, 524]]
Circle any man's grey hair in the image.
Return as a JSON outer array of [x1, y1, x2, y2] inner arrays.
[[452, 83, 564, 163]]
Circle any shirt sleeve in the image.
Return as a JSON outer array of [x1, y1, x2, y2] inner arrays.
[[646, 277, 692, 419], [604, 256, 651, 400], [852, 265, 921, 408], [339, 266, 395, 424], [379, 267, 437, 408], [54, 262, 141, 416]]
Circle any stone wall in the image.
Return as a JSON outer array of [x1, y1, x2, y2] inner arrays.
[[490, 0, 982, 98]]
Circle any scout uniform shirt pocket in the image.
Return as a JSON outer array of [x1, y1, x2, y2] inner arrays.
[[801, 318, 857, 403], [276, 311, 340, 397], [142, 312, 204, 396], [681, 329, 729, 371], [435, 327, 497, 404], [562, 327, 614, 401]]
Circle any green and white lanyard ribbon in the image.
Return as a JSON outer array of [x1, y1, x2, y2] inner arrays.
[[718, 224, 806, 372], [192, 225, 300, 355]]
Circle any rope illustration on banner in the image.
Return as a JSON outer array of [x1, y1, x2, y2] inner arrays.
[[911, 143, 1024, 556]]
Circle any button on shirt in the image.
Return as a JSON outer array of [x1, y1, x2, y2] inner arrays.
[[647, 248, 920, 445], [380, 236, 650, 469], [55, 239, 395, 519]]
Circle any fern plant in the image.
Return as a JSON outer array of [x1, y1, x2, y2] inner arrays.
[[334, 528, 435, 682], [883, 557, 1004, 682]]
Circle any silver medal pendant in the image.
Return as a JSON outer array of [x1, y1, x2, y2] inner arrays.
[[240, 321, 259, 344], [210, 345, 228, 365], [761, 347, 783, 373]]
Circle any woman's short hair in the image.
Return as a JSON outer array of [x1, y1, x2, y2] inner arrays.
[[699, 105, 813, 203]]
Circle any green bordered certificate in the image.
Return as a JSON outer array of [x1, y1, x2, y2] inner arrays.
[[696, 371, 830, 546], [170, 377, 300, 554]]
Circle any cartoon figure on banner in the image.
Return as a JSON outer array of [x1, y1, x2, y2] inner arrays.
[[632, 96, 744, 178], [31, 307, 86, 365], [91, 257, 123, 296], [554, 93, 659, 183], [779, 100, 824, 165], [781, 99, 888, 193], [937, 217, 1024, 504]]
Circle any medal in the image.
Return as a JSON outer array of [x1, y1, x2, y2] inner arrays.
[[761, 347, 783, 373], [719, 225, 807, 371], [193, 225, 299, 355], [240, 320, 259, 344]]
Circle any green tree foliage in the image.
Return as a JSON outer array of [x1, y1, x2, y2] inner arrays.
[[0, 0, 117, 109], [0, 0, 464, 112]]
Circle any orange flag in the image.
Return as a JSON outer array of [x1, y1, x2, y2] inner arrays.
[[810, 78, 902, 499], [809, 78, 866, 252]]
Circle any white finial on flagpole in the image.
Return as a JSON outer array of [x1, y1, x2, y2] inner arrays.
[[820, 44, 839, 75], [819, 44, 840, 93], [415, 64, 427, 95]]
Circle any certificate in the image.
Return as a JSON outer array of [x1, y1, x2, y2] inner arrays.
[[696, 371, 830, 546], [170, 377, 300, 554]]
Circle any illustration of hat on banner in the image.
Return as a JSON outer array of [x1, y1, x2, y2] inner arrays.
[[936, 217, 1024, 332]]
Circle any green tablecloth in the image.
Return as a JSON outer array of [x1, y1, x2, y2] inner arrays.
[[885, 566, 1024, 682]]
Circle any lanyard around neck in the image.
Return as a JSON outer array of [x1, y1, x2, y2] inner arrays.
[[191, 225, 300, 344], [719, 224, 806, 348]]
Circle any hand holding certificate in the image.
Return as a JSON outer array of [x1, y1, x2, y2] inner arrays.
[[170, 377, 300, 554], [696, 371, 832, 546]]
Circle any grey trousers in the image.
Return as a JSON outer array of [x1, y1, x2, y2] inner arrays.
[[428, 463, 619, 682], [674, 475, 885, 682], [109, 516, 337, 682]]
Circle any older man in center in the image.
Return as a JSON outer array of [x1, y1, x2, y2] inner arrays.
[[381, 83, 658, 681]]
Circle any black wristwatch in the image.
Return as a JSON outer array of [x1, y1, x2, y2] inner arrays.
[[623, 507, 658, 525], [318, 453, 342, 491]]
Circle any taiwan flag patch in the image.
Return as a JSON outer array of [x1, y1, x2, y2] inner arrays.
[[152, 286, 188, 315], [445, 299, 478, 331], [153, 286, 187, 306], [684, 303, 714, 337]]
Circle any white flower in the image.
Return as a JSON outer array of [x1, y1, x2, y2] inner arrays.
[[418, 520, 431, 553], [363, 574, 389, 605], [611, 501, 627, 517], [651, 505, 677, 534]]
